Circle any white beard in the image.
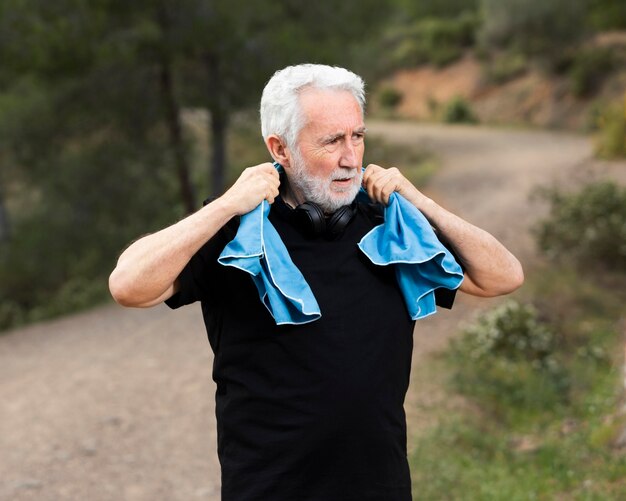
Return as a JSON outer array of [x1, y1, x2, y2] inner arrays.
[[289, 148, 363, 213]]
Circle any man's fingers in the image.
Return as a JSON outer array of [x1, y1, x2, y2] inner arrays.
[[363, 165, 404, 205], [224, 162, 283, 214], [379, 177, 398, 205], [362, 164, 382, 187], [266, 184, 280, 204]]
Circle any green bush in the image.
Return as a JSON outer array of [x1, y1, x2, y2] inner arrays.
[[389, 12, 479, 69], [595, 103, 626, 159], [455, 300, 555, 363], [442, 95, 478, 123], [0, 141, 182, 332], [480, 0, 586, 69], [585, 99, 608, 132], [534, 181, 626, 271], [484, 51, 528, 84], [569, 48, 617, 98], [449, 300, 569, 413], [399, 0, 480, 20], [589, 0, 626, 30], [377, 86, 403, 110]]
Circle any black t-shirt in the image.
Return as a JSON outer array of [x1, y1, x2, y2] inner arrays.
[[166, 198, 457, 501]]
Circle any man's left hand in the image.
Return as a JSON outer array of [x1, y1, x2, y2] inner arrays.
[[363, 165, 524, 297], [362, 164, 428, 208]]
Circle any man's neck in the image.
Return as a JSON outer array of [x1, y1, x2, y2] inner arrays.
[[280, 174, 307, 209]]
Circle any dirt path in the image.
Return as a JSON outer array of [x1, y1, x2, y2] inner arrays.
[[2, 122, 624, 501]]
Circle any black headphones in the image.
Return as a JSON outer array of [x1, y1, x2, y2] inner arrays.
[[272, 161, 359, 238], [292, 201, 357, 238]]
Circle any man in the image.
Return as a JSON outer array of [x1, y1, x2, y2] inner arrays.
[[109, 64, 523, 500]]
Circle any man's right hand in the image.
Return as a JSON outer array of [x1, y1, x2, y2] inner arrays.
[[220, 162, 281, 216], [109, 161, 281, 308]]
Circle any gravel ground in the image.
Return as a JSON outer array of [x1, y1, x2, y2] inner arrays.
[[2, 122, 624, 500]]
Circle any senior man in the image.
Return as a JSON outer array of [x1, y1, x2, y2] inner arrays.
[[109, 64, 523, 500]]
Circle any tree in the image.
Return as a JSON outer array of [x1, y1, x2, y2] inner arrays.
[[0, 0, 394, 329], [0, 191, 9, 243], [393, 0, 480, 19], [480, 0, 588, 65], [150, 0, 391, 195], [589, 0, 626, 30]]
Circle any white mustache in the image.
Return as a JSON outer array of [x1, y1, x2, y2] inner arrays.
[[330, 169, 358, 181]]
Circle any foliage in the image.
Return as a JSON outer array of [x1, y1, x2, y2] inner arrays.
[[411, 405, 626, 500], [534, 181, 626, 271], [455, 300, 555, 364], [441, 95, 478, 124], [569, 47, 618, 98], [0, 0, 395, 332], [424, 169, 626, 493], [449, 300, 569, 415], [414, 261, 626, 498], [377, 86, 403, 110], [479, 0, 587, 69], [392, 0, 480, 20], [588, 0, 626, 30], [585, 99, 610, 132], [594, 103, 626, 159], [484, 51, 528, 84], [386, 12, 479, 70]]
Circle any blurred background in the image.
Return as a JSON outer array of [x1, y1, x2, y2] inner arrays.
[[1, 0, 625, 499]]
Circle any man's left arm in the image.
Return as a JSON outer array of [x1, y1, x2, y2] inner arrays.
[[362, 164, 524, 297]]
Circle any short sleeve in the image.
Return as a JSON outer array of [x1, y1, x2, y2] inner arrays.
[[165, 252, 211, 309], [434, 287, 458, 309], [165, 218, 238, 309], [433, 231, 465, 310]]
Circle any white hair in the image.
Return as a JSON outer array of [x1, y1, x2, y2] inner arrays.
[[260, 64, 365, 150]]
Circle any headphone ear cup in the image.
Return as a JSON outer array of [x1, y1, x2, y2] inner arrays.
[[294, 202, 326, 237], [326, 204, 356, 237]]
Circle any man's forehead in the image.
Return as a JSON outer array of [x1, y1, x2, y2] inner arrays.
[[298, 88, 364, 133]]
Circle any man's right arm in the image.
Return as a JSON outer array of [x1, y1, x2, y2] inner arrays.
[[108, 163, 280, 308]]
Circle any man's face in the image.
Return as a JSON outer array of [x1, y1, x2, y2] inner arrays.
[[287, 88, 365, 213]]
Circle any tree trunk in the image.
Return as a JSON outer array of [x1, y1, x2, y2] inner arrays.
[[0, 190, 10, 243], [204, 51, 229, 197], [158, 56, 196, 214], [209, 103, 228, 196]]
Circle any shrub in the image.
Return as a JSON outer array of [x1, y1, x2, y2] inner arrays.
[[569, 47, 617, 98], [584, 99, 608, 132], [484, 51, 528, 84], [389, 12, 479, 69], [377, 86, 403, 110], [534, 181, 626, 271], [456, 301, 554, 363], [480, 0, 586, 69], [442, 95, 477, 123], [449, 300, 569, 413], [594, 103, 626, 159], [589, 0, 626, 31], [0, 300, 26, 332]]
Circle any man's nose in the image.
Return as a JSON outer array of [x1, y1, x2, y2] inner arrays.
[[340, 139, 360, 168]]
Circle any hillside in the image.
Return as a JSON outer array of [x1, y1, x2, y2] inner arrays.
[[379, 32, 626, 131]]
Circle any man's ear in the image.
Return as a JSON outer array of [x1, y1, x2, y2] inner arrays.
[[266, 135, 291, 168]]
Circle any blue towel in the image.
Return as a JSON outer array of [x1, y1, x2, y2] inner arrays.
[[218, 173, 464, 324], [217, 198, 322, 325], [358, 192, 464, 320]]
